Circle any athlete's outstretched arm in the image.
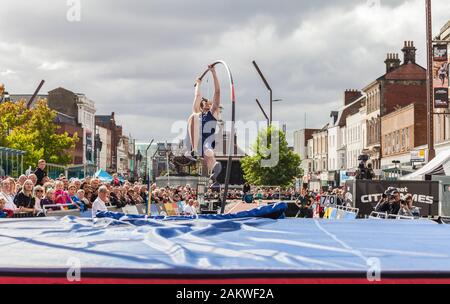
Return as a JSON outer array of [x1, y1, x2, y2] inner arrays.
[[193, 78, 202, 113], [210, 65, 221, 115]]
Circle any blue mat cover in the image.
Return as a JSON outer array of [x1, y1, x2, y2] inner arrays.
[[0, 204, 450, 276]]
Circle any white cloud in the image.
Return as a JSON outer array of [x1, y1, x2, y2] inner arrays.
[[38, 61, 67, 71], [0, 69, 16, 76]]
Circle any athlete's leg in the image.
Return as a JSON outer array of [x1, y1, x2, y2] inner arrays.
[[184, 114, 198, 161], [204, 142, 222, 182]]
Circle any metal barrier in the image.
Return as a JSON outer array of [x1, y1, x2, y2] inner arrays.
[[369, 211, 389, 219], [387, 214, 415, 220], [369, 211, 420, 220], [336, 205, 359, 214]]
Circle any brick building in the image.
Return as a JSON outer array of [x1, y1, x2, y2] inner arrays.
[[95, 112, 122, 173], [381, 103, 427, 172], [363, 41, 427, 170], [54, 112, 84, 165], [293, 128, 319, 179], [47, 87, 96, 165]]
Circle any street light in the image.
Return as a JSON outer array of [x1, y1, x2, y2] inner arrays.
[[145, 139, 154, 186], [150, 148, 159, 183], [255, 98, 269, 126], [252, 60, 274, 124], [165, 141, 170, 187], [392, 160, 401, 179]]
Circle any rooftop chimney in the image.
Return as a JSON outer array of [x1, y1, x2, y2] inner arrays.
[[401, 40, 416, 64], [344, 89, 362, 106], [384, 53, 401, 73]]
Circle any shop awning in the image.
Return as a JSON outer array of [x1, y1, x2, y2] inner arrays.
[[401, 149, 450, 180]]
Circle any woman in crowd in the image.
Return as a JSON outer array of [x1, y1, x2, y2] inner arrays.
[[76, 189, 91, 210], [7, 178, 16, 199], [41, 188, 56, 210], [0, 179, 17, 212], [13, 180, 35, 213], [33, 185, 45, 213], [17, 175, 27, 187]]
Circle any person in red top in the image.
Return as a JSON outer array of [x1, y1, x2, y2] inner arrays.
[[53, 181, 73, 208], [0, 197, 13, 218], [111, 174, 121, 187]]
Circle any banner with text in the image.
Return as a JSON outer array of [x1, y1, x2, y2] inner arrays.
[[433, 44, 449, 108]]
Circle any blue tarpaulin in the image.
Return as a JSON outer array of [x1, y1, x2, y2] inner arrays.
[[94, 169, 113, 182], [1, 212, 450, 277], [96, 202, 287, 223]]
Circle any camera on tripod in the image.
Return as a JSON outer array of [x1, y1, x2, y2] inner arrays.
[[356, 154, 373, 180], [358, 154, 369, 162]]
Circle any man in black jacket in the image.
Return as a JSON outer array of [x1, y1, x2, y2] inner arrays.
[[389, 190, 402, 215], [34, 159, 47, 186]]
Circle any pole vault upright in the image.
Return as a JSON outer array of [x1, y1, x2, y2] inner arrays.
[[197, 60, 236, 214]]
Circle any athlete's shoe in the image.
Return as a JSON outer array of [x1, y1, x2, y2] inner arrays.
[[184, 151, 197, 162]]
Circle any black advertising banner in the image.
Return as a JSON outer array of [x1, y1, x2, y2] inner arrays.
[[349, 180, 439, 217], [433, 44, 449, 108]]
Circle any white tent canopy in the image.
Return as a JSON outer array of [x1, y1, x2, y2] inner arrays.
[[401, 149, 450, 180]]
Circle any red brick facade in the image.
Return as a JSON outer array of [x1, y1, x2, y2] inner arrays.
[[56, 123, 84, 164]]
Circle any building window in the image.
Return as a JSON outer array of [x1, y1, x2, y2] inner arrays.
[[405, 128, 410, 149]]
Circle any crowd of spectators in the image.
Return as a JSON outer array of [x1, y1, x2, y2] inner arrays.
[[0, 159, 421, 220], [0, 159, 202, 218]]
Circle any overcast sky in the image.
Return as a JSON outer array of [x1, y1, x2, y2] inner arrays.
[[1, 0, 449, 147]]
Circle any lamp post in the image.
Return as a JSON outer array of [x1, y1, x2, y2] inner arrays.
[[252, 60, 274, 124], [145, 139, 154, 185], [392, 160, 401, 179], [151, 150, 158, 182], [165, 141, 170, 187], [255, 98, 269, 127], [425, 0, 436, 162]]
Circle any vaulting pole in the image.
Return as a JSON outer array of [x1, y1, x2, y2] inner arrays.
[[197, 61, 236, 214]]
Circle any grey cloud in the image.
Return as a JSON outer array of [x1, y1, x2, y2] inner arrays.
[[1, 0, 450, 146]]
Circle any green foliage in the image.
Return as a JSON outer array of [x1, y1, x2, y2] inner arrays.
[[0, 99, 79, 168], [240, 125, 302, 187]]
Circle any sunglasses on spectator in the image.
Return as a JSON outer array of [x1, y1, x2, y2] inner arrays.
[[35, 190, 44, 193]]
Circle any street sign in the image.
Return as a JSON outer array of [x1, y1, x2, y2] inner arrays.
[[411, 149, 427, 162]]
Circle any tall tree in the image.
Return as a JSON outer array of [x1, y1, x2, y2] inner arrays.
[[1, 99, 79, 168], [0, 100, 31, 147], [241, 125, 302, 187]]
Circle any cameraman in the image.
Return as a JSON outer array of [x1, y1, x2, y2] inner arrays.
[[389, 189, 402, 215], [356, 155, 373, 180], [375, 192, 389, 213]]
